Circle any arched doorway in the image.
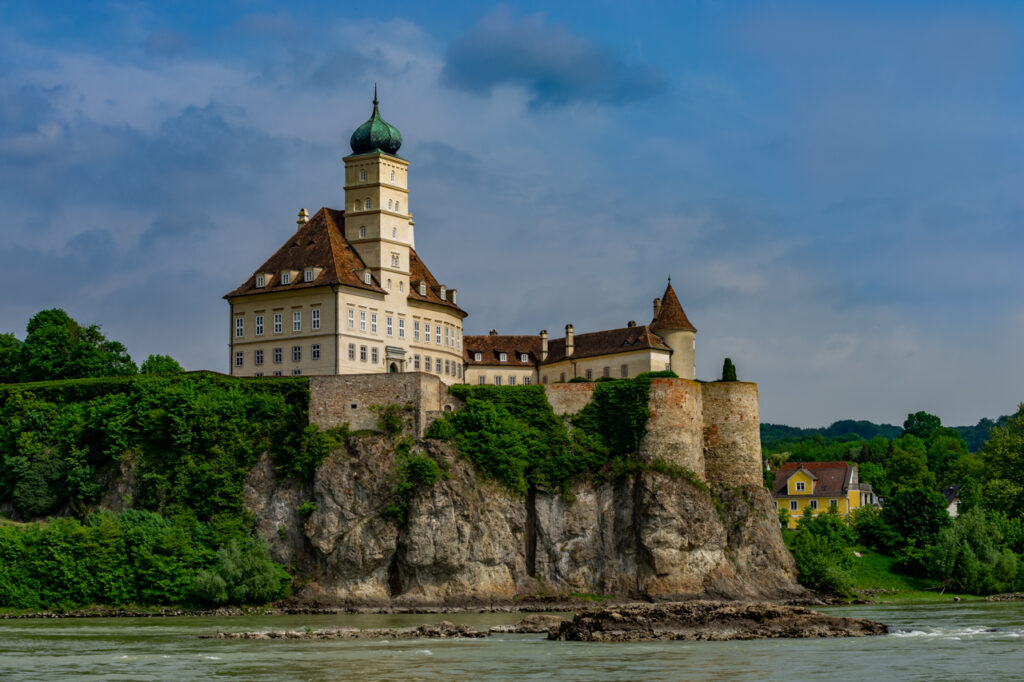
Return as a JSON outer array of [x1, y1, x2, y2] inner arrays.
[[389, 363, 398, 373]]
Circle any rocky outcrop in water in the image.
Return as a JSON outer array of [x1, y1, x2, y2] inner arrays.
[[204, 621, 487, 640], [548, 601, 888, 641], [243, 434, 809, 607]]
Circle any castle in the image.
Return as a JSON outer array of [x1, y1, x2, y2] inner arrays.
[[224, 93, 701, 385]]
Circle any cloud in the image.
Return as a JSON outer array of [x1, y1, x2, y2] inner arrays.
[[441, 6, 665, 109]]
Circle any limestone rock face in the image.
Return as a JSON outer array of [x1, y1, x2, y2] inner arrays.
[[244, 438, 807, 606]]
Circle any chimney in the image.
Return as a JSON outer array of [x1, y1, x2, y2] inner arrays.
[[540, 330, 548, 361], [627, 320, 636, 327], [297, 208, 309, 226], [565, 324, 574, 358], [652, 297, 662, 321], [489, 329, 498, 336]]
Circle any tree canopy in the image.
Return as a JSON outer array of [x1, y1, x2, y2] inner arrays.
[[140, 354, 184, 375], [14, 309, 136, 382]]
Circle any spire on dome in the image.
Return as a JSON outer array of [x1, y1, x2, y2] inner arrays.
[[349, 86, 403, 156], [651, 281, 696, 333]]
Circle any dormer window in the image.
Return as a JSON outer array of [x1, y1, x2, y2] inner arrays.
[[520, 353, 529, 362], [440, 285, 447, 301], [363, 272, 372, 285], [474, 352, 482, 362], [419, 282, 426, 296], [499, 352, 507, 362], [304, 268, 314, 282], [281, 272, 291, 285], [256, 274, 265, 288], [364, 198, 371, 209], [796, 481, 806, 492], [359, 226, 366, 238]]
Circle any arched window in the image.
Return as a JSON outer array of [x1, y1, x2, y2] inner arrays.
[[388, 199, 393, 209], [364, 198, 371, 210], [395, 201, 400, 212], [354, 202, 359, 212]]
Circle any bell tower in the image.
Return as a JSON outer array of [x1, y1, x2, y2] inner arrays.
[[343, 87, 415, 290]]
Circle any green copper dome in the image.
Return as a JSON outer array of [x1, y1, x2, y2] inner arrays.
[[349, 87, 402, 156]]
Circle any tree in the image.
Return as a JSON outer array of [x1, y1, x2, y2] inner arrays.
[[18, 309, 136, 381], [721, 357, 737, 382], [0, 333, 21, 383], [886, 434, 936, 492], [928, 507, 1020, 594], [903, 411, 942, 441], [881, 487, 951, 550], [927, 430, 969, 484], [140, 354, 184, 374]]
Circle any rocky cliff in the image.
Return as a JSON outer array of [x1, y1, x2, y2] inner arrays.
[[244, 435, 807, 607]]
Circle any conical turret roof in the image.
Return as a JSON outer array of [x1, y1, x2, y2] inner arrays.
[[651, 281, 696, 333]]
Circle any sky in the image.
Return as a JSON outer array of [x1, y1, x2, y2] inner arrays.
[[0, 0, 1021, 428]]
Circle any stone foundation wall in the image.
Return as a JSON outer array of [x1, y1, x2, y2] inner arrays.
[[701, 381, 762, 487], [638, 378, 705, 478], [309, 373, 457, 437], [544, 383, 596, 416]]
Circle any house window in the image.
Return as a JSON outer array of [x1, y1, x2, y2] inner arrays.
[[560, 372, 566, 382], [542, 376, 548, 384], [360, 311, 366, 331], [255, 349, 264, 365], [509, 376, 516, 386], [810, 500, 818, 511], [386, 316, 393, 336], [371, 347, 378, 363], [273, 370, 282, 377], [293, 311, 301, 332], [292, 346, 301, 362], [389, 199, 393, 210], [444, 360, 450, 375], [292, 369, 302, 376], [390, 170, 395, 181], [392, 227, 397, 238], [363, 272, 372, 285], [255, 315, 264, 336], [424, 323, 431, 343], [399, 281, 404, 292], [494, 376, 502, 386], [304, 268, 314, 282], [520, 354, 529, 362], [234, 351, 244, 367], [523, 376, 531, 385], [311, 344, 320, 360], [274, 313, 283, 334], [435, 326, 441, 344], [256, 274, 265, 288], [273, 347, 283, 363], [398, 319, 405, 338], [387, 279, 391, 290], [371, 313, 377, 334], [364, 198, 371, 209], [499, 352, 507, 362], [395, 201, 400, 212], [413, 355, 420, 370], [665, 363, 671, 371], [348, 309, 355, 330], [795, 481, 806, 492], [603, 366, 610, 377], [435, 358, 442, 372], [235, 317, 244, 338], [414, 321, 420, 341], [254, 372, 263, 377], [348, 344, 356, 361], [359, 169, 366, 181], [359, 345, 367, 362], [478, 375, 486, 385], [585, 369, 593, 380], [458, 365, 463, 378], [790, 500, 798, 511], [359, 226, 366, 238], [281, 272, 291, 285], [445, 327, 450, 346], [474, 352, 482, 362], [830, 499, 838, 509], [621, 364, 628, 378], [311, 309, 320, 330], [424, 355, 431, 371]]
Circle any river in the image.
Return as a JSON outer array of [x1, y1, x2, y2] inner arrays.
[[1, 601, 1022, 680]]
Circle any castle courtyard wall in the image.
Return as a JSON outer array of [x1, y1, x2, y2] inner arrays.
[[638, 378, 705, 478], [701, 381, 763, 487], [309, 373, 456, 437]]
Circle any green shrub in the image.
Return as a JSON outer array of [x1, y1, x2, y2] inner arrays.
[[193, 537, 290, 605]]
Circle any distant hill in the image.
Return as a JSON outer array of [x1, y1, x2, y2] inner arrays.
[[761, 414, 1013, 452]]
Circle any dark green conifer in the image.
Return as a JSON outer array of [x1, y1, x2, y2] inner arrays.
[[721, 357, 737, 382]]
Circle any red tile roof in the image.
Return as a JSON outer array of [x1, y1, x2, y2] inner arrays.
[[651, 282, 696, 333], [406, 249, 467, 316], [465, 326, 670, 366], [464, 334, 542, 366]]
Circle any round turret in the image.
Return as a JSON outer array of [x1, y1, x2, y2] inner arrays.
[[349, 87, 402, 156]]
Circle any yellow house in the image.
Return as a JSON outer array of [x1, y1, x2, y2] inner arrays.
[[772, 461, 877, 529]]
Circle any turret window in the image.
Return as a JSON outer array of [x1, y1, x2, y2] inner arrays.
[[359, 226, 366, 238], [399, 281, 404, 292], [392, 227, 397, 238], [395, 201, 400, 212], [390, 170, 395, 181], [388, 199, 393, 209], [364, 198, 371, 209], [359, 169, 366, 181], [391, 253, 399, 267]]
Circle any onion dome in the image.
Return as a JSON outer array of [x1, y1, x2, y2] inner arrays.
[[349, 86, 402, 156]]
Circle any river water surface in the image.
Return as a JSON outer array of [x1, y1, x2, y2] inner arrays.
[[1, 601, 1022, 680]]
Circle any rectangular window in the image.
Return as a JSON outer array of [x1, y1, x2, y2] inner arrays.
[[348, 309, 355, 330], [371, 313, 377, 334], [311, 309, 320, 330], [292, 345, 301, 362], [621, 364, 628, 378], [560, 372, 566, 382], [474, 352, 482, 362], [521, 354, 529, 363], [359, 311, 366, 332], [445, 327, 450, 347], [523, 376, 531, 385], [478, 375, 486, 385], [311, 344, 320, 360], [273, 347, 282, 363], [391, 252, 399, 267], [359, 345, 367, 362], [273, 370, 282, 377], [585, 369, 593, 380], [292, 369, 302, 376], [348, 343, 356, 361], [603, 366, 610, 377], [810, 499, 818, 511], [413, 355, 420, 370], [829, 499, 838, 509], [255, 315, 264, 336], [281, 272, 291, 285], [494, 375, 502, 386], [274, 313, 282, 334], [435, 358, 442, 372], [254, 372, 263, 377], [234, 351, 244, 367], [235, 317, 244, 338], [499, 352, 507, 362], [293, 310, 301, 331], [435, 325, 441, 344], [304, 269, 313, 282], [386, 316, 393, 336], [790, 500, 798, 511], [255, 349, 264, 365], [371, 347, 379, 363], [795, 481, 806, 492], [509, 376, 516, 386], [424, 355, 431, 371], [424, 323, 431, 343], [398, 319, 405, 338], [414, 321, 420, 341], [256, 274, 265, 288]]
